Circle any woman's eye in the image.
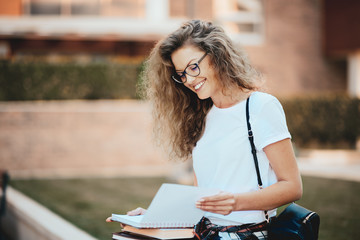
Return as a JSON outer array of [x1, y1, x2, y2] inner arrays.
[[189, 64, 198, 71]]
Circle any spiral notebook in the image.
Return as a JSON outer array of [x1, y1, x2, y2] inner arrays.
[[111, 183, 218, 228]]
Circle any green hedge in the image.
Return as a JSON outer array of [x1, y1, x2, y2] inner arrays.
[[0, 60, 143, 100], [281, 95, 360, 149], [0, 60, 359, 148]]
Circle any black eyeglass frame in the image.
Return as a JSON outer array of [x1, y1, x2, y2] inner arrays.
[[171, 52, 207, 84]]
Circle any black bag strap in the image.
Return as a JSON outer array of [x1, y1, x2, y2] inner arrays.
[[246, 98, 263, 187], [246, 97, 270, 222]]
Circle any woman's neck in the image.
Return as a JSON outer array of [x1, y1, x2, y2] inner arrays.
[[212, 89, 252, 109]]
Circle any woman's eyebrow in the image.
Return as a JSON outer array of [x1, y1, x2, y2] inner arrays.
[[175, 57, 197, 72]]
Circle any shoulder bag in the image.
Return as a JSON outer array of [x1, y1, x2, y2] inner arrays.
[[245, 97, 320, 240]]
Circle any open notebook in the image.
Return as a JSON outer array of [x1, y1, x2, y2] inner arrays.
[[111, 183, 218, 228]]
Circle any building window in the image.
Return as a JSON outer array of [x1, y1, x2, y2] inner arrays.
[[102, 0, 145, 17], [23, 0, 146, 17], [28, 0, 61, 15], [70, 0, 100, 15], [169, 0, 213, 20], [213, 0, 265, 45], [168, 0, 264, 45]]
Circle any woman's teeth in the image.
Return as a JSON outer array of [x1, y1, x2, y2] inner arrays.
[[194, 81, 205, 90]]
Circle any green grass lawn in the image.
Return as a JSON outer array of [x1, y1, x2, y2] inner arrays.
[[10, 176, 360, 240]]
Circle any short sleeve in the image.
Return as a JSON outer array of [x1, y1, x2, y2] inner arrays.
[[252, 97, 291, 150]]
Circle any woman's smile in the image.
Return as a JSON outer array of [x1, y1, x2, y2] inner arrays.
[[194, 79, 206, 91]]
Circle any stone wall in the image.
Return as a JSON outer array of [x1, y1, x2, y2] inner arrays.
[[1, 187, 97, 240], [0, 100, 187, 179]]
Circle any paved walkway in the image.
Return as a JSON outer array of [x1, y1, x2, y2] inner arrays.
[[298, 160, 360, 182], [297, 149, 360, 182]]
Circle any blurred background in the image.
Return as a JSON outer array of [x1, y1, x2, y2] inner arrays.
[[0, 0, 359, 240]]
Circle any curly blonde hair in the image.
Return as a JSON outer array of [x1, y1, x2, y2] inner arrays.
[[142, 20, 261, 161]]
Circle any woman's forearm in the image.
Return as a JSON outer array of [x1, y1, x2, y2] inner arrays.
[[234, 178, 302, 211]]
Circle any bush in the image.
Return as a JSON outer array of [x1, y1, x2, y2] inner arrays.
[[281, 94, 360, 149], [1, 60, 358, 149], [0, 60, 143, 100]]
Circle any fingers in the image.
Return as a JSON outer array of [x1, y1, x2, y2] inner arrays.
[[196, 199, 235, 213], [196, 203, 234, 215], [106, 207, 147, 223], [106, 216, 124, 228], [127, 207, 147, 216], [196, 192, 236, 215], [197, 198, 236, 207], [198, 191, 232, 202]]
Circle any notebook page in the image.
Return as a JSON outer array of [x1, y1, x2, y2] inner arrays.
[[142, 183, 218, 228], [111, 214, 145, 228]]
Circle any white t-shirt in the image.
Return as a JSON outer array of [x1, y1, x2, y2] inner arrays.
[[192, 91, 291, 225]]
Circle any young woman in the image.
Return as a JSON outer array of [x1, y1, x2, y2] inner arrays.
[[109, 20, 302, 240]]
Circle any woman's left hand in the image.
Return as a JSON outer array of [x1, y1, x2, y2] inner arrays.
[[195, 191, 236, 215]]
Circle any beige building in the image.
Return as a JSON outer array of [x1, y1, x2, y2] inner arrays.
[[0, 0, 359, 96]]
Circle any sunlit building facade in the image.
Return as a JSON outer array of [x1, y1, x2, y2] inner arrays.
[[0, 0, 359, 96]]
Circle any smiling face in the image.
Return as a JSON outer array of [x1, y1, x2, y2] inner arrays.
[[171, 45, 223, 101]]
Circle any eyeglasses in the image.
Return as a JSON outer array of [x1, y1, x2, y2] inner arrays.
[[171, 52, 207, 84]]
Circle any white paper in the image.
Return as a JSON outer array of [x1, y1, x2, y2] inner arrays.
[[112, 183, 218, 228]]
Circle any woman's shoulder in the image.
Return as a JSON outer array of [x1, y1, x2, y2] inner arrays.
[[250, 91, 287, 122], [250, 91, 280, 107]]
